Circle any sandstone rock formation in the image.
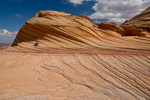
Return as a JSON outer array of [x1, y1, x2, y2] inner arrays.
[[11, 10, 150, 51], [1, 9, 150, 100], [78, 14, 94, 23], [122, 7, 150, 33], [0, 51, 150, 100], [98, 21, 146, 37]]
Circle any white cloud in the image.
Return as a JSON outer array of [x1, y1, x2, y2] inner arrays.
[[94, 20, 99, 23], [67, 0, 91, 5], [0, 29, 18, 44], [67, 0, 150, 25], [68, 0, 84, 4], [89, 0, 150, 25], [61, 0, 69, 4], [83, 12, 89, 15], [15, 14, 22, 17]]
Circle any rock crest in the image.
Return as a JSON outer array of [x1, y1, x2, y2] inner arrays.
[[11, 10, 150, 50]]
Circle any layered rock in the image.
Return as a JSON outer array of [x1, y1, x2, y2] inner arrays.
[[98, 21, 146, 36], [1, 10, 150, 100], [122, 7, 150, 33], [11, 10, 150, 51], [1, 51, 150, 100], [78, 14, 94, 23]]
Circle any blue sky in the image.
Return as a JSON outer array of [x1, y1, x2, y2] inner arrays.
[[0, 0, 150, 44], [0, 0, 96, 32]]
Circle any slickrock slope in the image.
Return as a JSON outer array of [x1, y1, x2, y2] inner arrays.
[[0, 10, 150, 100], [0, 52, 150, 100]]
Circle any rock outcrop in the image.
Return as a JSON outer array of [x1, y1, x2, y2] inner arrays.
[[78, 14, 94, 23], [11, 10, 150, 51], [98, 21, 146, 36], [121, 7, 150, 33]]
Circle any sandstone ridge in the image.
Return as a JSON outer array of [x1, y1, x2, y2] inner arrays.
[[10, 10, 150, 51], [122, 7, 150, 33]]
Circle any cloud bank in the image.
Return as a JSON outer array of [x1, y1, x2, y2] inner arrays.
[[66, 0, 150, 25], [0, 29, 18, 44]]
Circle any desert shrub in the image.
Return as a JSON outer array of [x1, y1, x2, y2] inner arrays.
[[38, 12, 43, 17]]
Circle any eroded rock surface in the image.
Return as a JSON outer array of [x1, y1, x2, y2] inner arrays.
[[98, 21, 146, 37], [1, 9, 150, 100], [11, 10, 150, 51], [0, 52, 150, 100], [122, 7, 150, 33]]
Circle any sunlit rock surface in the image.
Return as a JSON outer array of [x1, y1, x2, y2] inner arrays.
[[0, 9, 150, 100], [0, 52, 150, 100], [11, 10, 150, 50]]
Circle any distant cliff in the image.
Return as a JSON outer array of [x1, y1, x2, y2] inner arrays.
[[0, 43, 10, 50]]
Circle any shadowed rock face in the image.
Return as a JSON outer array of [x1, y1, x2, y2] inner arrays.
[[98, 21, 146, 37], [121, 7, 150, 32]]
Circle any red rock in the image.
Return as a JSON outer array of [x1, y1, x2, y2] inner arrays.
[[78, 14, 94, 23], [98, 21, 122, 32], [98, 21, 146, 36]]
